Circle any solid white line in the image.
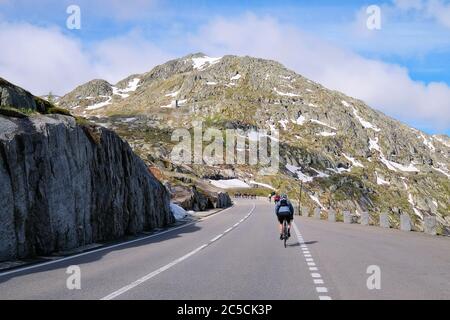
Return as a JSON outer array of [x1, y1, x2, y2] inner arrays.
[[0, 219, 198, 278], [224, 228, 233, 233], [233, 223, 239, 227], [0, 202, 251, 278], [101, 203, 256, 300], [210, 234, 223, 242]]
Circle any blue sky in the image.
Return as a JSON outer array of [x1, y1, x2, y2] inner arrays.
[[0, 0, 449, 135]]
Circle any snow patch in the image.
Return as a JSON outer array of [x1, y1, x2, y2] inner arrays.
[[433, 136, 450, 148], [293, 115, 306, 125], [278, 119, 289, 130], [249, 181, 276, 191], [419, 133, 435, 152], [341, 100, 351, 107], [170, 203, 188, 220], [309, 194, 325, 209], [273, 87, 300, 97], [230, 74, 241, 81], [375, 172, 390, 185], [192, 56, 222, 70], [343, 153, 364, 168], [112, 78, 141, 98], [369, 137, 381, 152], [86, 97, 112, 110], [317, 132, 336, 137], [408, 194, 423, 219], [165, 90, 179, 98], [286, 164, 313, 183], [210, 179, 250, 189], [310, 119, 337, 130]]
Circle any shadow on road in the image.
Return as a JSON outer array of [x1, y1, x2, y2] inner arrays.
[[0, 221, 203, 285], [286, 240, 318, 248]]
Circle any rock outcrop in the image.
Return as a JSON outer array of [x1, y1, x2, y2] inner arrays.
[[0, 79, 173, 262]]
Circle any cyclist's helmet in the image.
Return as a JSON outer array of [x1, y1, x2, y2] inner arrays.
[[281, 194, 288, 200]]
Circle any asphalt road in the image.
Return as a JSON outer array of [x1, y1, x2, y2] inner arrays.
[[0, 198, 449, 300]]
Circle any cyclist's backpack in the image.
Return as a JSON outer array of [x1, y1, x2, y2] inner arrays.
[[278, 199, 291, 215]]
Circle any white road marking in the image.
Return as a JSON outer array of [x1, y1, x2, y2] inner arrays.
[[101, 244, 208, 300], [293, 222, 333, 300], [0, 202, 243, 278], [210, 234, 223, 242], [314, 279, 324, 284], [101, 203, 256, 300]]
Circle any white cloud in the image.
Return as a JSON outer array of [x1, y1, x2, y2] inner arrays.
[[394, 0, 450, 28], [188, 13, 450, 131], [0, 22, 93, 95], [0, 12, 448, 132], [91, 30, 172, 81], [0, 22, 171, 95]]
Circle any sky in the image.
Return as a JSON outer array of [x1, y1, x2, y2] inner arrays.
[[0, 0, 449, 135]]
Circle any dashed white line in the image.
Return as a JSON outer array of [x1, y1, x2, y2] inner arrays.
[[293, 222, 332, 300], [314, 279, 324, 284]]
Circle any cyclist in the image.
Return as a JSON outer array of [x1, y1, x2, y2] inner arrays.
[[274, 194, 281, 203], [275, 194, 294, 240]]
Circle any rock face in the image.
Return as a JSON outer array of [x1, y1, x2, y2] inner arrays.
[[0, 113, 173, 262], [0, 78, 50, 112], [215, 192, 232, 209]]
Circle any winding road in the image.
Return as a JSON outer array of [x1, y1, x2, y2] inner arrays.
[[1, 198, 450, 300]]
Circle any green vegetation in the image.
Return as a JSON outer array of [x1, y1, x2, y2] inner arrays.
[[45, 106, 72, 116], [0, 106, 32, 118]]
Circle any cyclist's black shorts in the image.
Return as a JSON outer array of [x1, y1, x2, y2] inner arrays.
[[277, 213, 293, 224]]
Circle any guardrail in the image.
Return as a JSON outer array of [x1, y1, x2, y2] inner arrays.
[[298, 207, 439, 236]]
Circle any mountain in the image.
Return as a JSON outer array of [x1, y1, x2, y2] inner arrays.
[[58, 53, 450, 233], [0, 78, 173, 262]]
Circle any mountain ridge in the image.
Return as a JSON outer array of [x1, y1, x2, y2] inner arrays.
[[57, 53, 450, 233]]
